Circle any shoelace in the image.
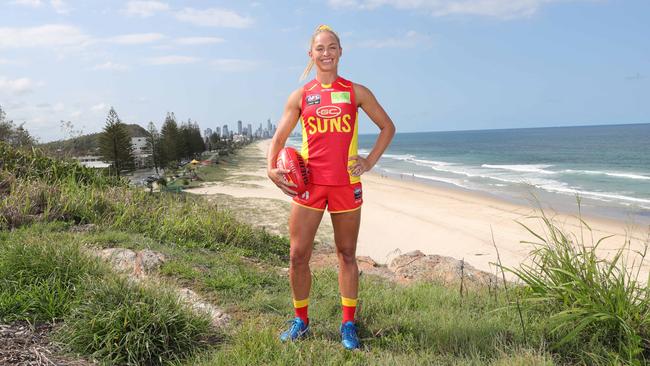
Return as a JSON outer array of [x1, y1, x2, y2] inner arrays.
[[342, 324, 357, 339], [287, 319, 305, 335]]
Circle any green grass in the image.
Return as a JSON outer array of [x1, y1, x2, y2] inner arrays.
[[3, 142, 650, 365], [59, 276, 215, 366], [500, 210, 650, 365], [0, 226, 105, 323], [0, 174, 289, 262], [0, 224, 217, 365]]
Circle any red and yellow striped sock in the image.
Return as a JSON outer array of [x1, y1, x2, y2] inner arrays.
[[341, 297, 357, 323], [293, 298, 309, 324]]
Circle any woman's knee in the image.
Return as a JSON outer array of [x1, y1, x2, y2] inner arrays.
[[290, 245, 311, 267], [336, 246, 356, 265]]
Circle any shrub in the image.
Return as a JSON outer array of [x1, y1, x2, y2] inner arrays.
[[503, 211, 650, 364], [59, 276, 215, 366]]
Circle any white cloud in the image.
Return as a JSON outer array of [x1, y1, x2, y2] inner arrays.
[[70, 110, 82, 118], [210, 59, 259, 72], [358, 30, 432, 48], [0, 24, 91, 48], [174, 36, 225, 45], [11, 0, 42, 8], [90, 103, 108, 112], [107, 33, 165, 45], [0, 76, 38, 95], [328, 0, 581, 19], [50, 0, 70, 14], [175, 8, 253, 28], [0, 58, 13, 65], [93, 62, 130, 71], [146, 55, 200, 65], [11, 0, 70, 13], [124, 1, 169, 17]]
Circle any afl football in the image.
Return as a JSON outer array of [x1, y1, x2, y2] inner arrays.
[[276, 147, 309, 194]]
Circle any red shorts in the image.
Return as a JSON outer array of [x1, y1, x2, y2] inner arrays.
[[292, 183, 363, 213]]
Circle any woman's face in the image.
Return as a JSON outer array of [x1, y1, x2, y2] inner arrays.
[[309, 31, 342, 73]]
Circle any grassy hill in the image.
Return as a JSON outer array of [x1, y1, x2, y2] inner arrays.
[[1, 142, 649, 365], [38, 123, 149, 157]]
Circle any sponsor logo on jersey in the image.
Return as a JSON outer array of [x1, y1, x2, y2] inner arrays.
[[331, 91, 351, 104], [304, 114, 352, 135], [306, 94, 320, 105], [316, 105, 341, 118], [354, 187, 362, 202]]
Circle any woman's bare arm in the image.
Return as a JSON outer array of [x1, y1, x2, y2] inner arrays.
[[348, 83, 396, 176], [267, 87, 303, 196]]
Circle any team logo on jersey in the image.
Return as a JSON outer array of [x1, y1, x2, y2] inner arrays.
[[353, 187, 362, 202], [316, 105, 341, 118], [306, 94, 320, 105], [331, 91, 351, 104]]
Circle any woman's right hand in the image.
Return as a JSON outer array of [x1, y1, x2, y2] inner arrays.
[[268, 167, 298, 197]]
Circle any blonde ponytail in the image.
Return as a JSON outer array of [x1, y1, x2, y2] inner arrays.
[[300, 60, 315, 82], [299, 24, 341, 81]]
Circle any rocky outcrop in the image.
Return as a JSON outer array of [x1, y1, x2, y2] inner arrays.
[[310, 248, 501, 290], [388, 250, 499, 289], [94, 247, 230, 328], [97, 248, 166, 277], [177, 288, 231, 328]]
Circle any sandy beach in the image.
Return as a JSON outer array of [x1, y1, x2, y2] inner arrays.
[[187, 140, 650, 276]]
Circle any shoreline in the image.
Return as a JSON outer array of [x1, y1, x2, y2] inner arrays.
[[187, 139, 649, 277]]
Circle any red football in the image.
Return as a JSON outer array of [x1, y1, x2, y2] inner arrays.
[[276, 147, 309, 194]]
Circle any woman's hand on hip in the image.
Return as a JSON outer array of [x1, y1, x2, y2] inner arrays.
[[348, 155, 372, 177]]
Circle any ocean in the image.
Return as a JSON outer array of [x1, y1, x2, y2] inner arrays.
[[290, 123, 650, 224]]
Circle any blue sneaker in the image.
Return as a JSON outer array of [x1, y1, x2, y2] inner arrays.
[[340, 321, 360, 350], [279, 317, 309, 342]]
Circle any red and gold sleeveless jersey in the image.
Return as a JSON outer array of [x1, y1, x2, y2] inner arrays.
[[300, 76, 359, 186]]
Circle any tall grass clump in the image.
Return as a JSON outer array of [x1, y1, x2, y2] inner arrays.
[[59, 276, 215, 366], [503, 210, 650, 364], [0, 228, 105, 323], [1, 143, 289, 260], [0, 141, 125, 187]]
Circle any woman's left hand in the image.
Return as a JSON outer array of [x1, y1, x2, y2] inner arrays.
[[348, 155, 372, 177]]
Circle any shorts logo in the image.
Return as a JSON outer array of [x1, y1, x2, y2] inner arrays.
[[306, 94, 320, 105], [316, 105, 341, 118], [353, 187, 362, 202], [300, 191, 310, 201], [331, 92, 351, 104]]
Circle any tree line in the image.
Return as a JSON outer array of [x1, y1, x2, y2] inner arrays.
[[1, 104, 225, 178], [0, 105, 37, 148], [100, 107, 206, 177]]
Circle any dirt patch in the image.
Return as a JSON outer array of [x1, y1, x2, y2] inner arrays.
[[207, 194, 335, 247], [0, 322, 95, 366]]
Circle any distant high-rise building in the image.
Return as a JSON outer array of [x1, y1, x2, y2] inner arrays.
[[247, 123, 252, 138], [215, 126, 221, 136], [204, 128, 212, 138], [237, 120, 242, 135], [267, 119, 272, 133], [222, 124, 229, 138]]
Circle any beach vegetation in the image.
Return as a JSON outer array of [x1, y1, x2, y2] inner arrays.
[[2, 141, 649, 365], [0, 104, 37, 148], [0, 226, 216, 365], [500, 208, 650, 365]]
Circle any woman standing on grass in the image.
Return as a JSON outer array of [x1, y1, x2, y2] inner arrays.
[[267, 25, 395, 350]]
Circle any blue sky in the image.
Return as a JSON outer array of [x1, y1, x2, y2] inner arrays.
[[0, 0, 648, 142]]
